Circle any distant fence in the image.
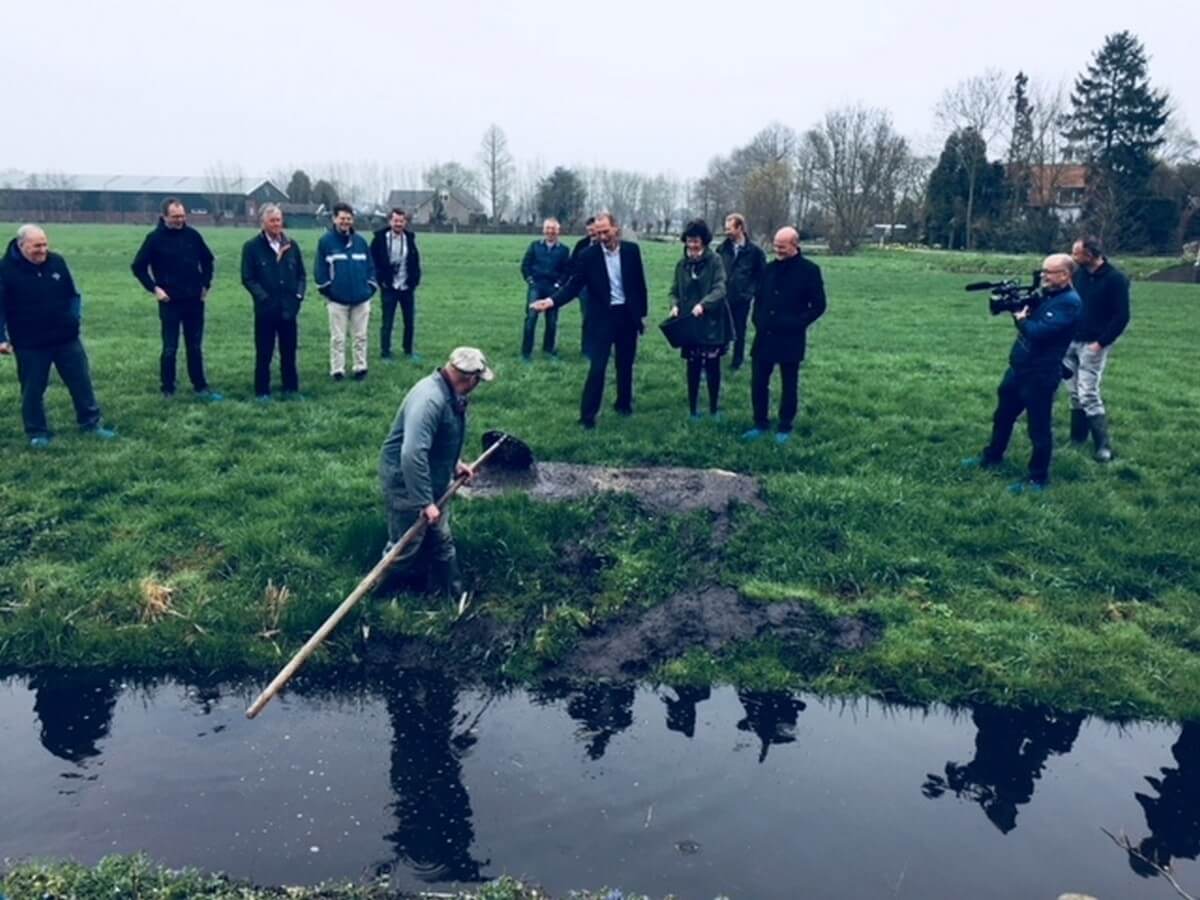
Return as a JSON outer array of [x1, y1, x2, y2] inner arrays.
[[0, 210, 258, 227]]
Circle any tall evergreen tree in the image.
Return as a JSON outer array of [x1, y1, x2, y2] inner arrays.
[[535, 167, 588, 228], [1068, 31, 1170, 249], [925, 128, 1007, 249], [1005, 73, 1035, 229]]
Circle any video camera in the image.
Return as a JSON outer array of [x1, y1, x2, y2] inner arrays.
[[964, 271, 1042, 315]]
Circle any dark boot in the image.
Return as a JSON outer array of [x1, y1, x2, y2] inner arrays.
[[1088, 413, 1113, 462], [429, 557, 465, 600], [1070, 408, 1089, 444]]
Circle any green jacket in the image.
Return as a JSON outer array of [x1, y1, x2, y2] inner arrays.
[[379, 371, 467, 509], [669, 248, 732, 346]]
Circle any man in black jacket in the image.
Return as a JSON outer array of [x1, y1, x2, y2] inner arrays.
[[530, 213, 647, 428], [743, 227, 826, 445], [571, 217, 599, 357], [0, 225, 115, 447], [1067, 236, 1131, 462], [131, 198, 221, 400], [717, 213, 767, 371], [241, 204, 306, 400], [369, 208, 422, 361]]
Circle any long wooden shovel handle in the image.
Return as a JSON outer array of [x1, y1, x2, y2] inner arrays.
[[245, 435, 507, 719]]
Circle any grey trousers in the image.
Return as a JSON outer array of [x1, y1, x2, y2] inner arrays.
[[1064, 340, 1112, 417], [384, 501, 457, 572]]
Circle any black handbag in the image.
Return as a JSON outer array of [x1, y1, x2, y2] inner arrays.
[[659, 313, 703, 349]]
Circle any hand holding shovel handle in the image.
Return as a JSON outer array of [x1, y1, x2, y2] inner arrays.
[[245, 435, 510, 719]]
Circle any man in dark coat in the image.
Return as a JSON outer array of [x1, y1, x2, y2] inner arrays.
[[530, 213, 648, 428], [571, 217, 598, 357], [519, 217, 571, 361], [1066, 236, 1130, 462], [131, 198, 221, 400], [240, 204, 306, 400], [963, 253, 1081, 492], [743, 227, 826, 445], [369, 208, 422, 361], [717, 213, 767, 371], [0, 224, 115, 447]]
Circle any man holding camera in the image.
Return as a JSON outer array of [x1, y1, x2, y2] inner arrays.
[[1066, 236, 1130, 462], [964, 253, 1081, 493]]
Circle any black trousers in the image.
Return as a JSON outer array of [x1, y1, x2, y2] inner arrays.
[[159, 298, 207, 393], [729, 298, 752, 369], [983, 367, 1059, 484], [254, 311, 299, 395], [522, 286, 558, 356], [15, 338, 101, 437], [381, 286, 415, 356], [751, 357, 801, 432], [581, 318, 638, 423]]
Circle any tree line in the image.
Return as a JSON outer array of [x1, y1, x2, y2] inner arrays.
[[272, 31, 1196, 254]]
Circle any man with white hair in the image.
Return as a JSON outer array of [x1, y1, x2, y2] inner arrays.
[[378, 347, 495, 601], [519, 217, 570, 361], [0, 225, 115, 447], [963, 253, 1081, 492], [241, 203, 306, 400]]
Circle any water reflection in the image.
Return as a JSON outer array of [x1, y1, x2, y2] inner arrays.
[[663, 685, 711, 738], [379, 671, 490, 882], [1129, 722, 1200, 878], [30, 671, 119, 765], [736, 689, 807, 763], [922, 705, 1083, 833]]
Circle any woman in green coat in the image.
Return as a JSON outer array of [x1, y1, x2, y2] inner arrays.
[[669, 219, 732, 419]]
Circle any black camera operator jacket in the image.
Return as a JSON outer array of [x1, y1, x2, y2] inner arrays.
[[1008, 286, 1081, 379]]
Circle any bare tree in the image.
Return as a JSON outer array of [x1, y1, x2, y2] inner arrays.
[[936, 68, 1008, 249], [743, 162, 794, 240], [512, 157, 547, 226], [804, 105, 909, 253], [478, 124, 514, 225], [204, 160, 246, 223]]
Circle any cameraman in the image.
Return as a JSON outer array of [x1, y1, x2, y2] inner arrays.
[[964, 253, 1081, 493]]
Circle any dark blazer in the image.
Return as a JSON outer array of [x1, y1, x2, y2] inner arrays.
[[550, 241, 648, 331], [751, 253, 826, 363], [241, 231, 307, 320], [369, 228, 422, 291]]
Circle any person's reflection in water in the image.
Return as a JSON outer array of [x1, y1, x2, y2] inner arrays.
[[380, 671, 489, 883], [1129, 722, 1200, 878], [922, 705, 1083, 834], [565, 684, 636, 760], [663, 685, 711, 738], [30, 671, 120, 765], [736, 690, 807, 763]]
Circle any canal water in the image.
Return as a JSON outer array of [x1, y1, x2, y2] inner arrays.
[[1, 671, 1197, 899]]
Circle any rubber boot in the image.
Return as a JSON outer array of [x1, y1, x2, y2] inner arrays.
[[1088, 413, 1113, 462], [1069, 408, 1089, 445], [429, 556, 465, 600]]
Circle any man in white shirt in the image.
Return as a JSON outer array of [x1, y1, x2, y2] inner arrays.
[[370, 208, 423, 361]]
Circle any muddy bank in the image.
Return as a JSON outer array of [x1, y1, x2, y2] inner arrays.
[[365, 586, 880, 685], [1144, 263, 1200, 284]]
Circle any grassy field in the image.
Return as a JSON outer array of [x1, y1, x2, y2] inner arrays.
[[1, 224, 1198, 718]]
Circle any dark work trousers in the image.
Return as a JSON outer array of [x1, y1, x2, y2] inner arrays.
[[729, 298, 752, 369], [686, 356, 723, 414], [579, 289, 591, 357], [751, 357, 802, 432], [254, 311, 299, 395], [522, 286, 558, 357], [581, 313, 638, 423], [381, 286, 415, 356], [983, 367, 1059, 484], [159, 298, 208, 393], [15, 338, 101, 437]]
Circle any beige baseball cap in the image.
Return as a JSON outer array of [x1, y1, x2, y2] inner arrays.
[[447, 346, 495, 381]]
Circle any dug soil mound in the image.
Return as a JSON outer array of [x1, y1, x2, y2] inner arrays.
[[1145, 263, 1200, 284], [551, 586, 881, 680]]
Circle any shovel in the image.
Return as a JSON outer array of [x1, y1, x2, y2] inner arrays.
[[246, 430, 533, 719]]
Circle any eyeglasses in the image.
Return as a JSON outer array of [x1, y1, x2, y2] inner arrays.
[[1041, 268, 1069, 275]]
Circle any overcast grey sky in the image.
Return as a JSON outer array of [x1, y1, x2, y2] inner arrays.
[[3, 0, 1194, 183]]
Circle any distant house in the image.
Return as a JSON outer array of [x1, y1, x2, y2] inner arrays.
[[1020, 164, 1088, 223], [0, 172, 287, 225], [278, 202, 326, 230], [384, 188, 485, 227]]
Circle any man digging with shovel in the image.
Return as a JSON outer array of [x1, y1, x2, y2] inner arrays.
[[378, 346, 495, 605]]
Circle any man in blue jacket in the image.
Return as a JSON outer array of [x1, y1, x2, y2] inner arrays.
[[0, 225, 115, 447], [131, 199, 221, 401], [315, 203, 377, 381], [964, 253, 1082, 492], [519, 217, 571, 361]]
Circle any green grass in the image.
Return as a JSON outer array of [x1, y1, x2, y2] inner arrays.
[[1, 224, 1198, 718], [0, 854, 645, 899]]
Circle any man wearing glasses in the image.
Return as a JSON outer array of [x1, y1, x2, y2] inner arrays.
[[963, 254, 1081, 493]]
